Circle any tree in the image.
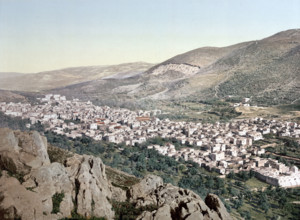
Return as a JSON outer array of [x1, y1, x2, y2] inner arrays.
[[278, 196, 287, 208], [205, 176, 214, 189], [215, 178, 225, 189]]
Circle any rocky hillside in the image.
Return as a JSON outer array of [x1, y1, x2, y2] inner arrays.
[[0, 128, 232, 220], [50, 29, 300, 106], [0, 62, 153, 92]]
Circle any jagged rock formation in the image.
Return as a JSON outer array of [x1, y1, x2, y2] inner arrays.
[[131, 175, 232, 220], [150, 64, 200, 76], [65, 154, 114, 219], [0, 128, 114, 220], [0, 128, 232, 220], [0, 128, 50, 175]]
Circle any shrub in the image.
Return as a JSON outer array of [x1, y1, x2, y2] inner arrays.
[[52, 192, 64, 214]]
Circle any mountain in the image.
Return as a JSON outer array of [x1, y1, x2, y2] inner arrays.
[[51, 29, 300, 106], [0, 128, 231, 220], [0, 72, 24, 79], [0, 62, 154, 92]]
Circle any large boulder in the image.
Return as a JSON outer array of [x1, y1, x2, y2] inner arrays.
[[0, 172, 48, 220], [0, 128, 115, 219], [0, 128, 50, 175], [66, 154, 114, 219], [205, 193, 233, 220], [133, 177, 232, 220], [22, 162, 74, 217], [0, 128, 232, 220], [130, 174, 163, 201]]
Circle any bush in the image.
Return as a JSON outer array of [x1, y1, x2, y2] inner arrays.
[[52, 192, 65, 214]]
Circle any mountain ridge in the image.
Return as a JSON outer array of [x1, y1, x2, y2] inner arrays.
[[0, 62, 154, 92], [0, 29, 299, 107], [48, 29, 300, 107]]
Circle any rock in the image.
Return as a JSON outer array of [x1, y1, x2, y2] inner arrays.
[[134, 178, 232, 220], [205, 194, 233, 220], [111, 185, 127, 202], [0, 172, 48, 220], [130, 174, 163, 201], [152, 204, 172, 220], [0, 128, 115, 219], [0, 128, 232, 220], [66, 154, 114, 219], [0, 128, 50, 175], [137, 204, 172, 220], [23, 162, 74, 217]]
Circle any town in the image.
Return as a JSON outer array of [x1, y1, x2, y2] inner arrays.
[[1, 94, 300, 188]]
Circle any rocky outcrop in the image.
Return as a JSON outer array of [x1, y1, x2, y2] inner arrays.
[[131, 178, 232, 220], [22, 162, 74, 218], [150, 64, 200, 76], [0, 128, 232, 220], [0, 128, 114, 220], [65, 154, 114, 219], [0, 172, 46, 220], [130, 175, 164, 201], [0, 128, 50, 175]]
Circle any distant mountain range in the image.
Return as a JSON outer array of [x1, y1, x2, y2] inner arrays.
[[0, 72, 24, 79], [0, 29, 299, 106], [0, 62, 153, 92]]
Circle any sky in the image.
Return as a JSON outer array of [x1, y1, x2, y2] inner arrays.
[[0, 0, 299, 73]]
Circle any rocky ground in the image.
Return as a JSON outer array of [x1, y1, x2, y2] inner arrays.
[[0, 128, 232, 220]]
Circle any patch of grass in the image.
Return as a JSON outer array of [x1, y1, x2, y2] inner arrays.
[[48, 145, 73, 164], [278, 104, 300, 111], [105, 166, 140, 189], [60, 213, 106, 220], [52, 192, 64, 214], [7, 171, 25, 183], [245, 177, 269, 190], [26, 187, 36, 192], [112, 200, 158, 220]]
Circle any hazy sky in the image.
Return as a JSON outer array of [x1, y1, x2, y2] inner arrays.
[[0, 0, 299, 73]]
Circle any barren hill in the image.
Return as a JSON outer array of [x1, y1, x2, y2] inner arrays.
[[51, 29, 300, 106], [0, 62, 153, 92]]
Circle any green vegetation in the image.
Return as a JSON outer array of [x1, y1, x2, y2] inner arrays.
[[60, 214, 106, 220], [112, 200, 157, 220], [217, 68, 300, 106], [43, 130, 300, 219], [226, 172, 300, 219], [278, 104, 300, 111], [48, 145, 73, 164], [105, 166, 140, 191], [0, 111, 31, 131], [52, 192, 64, 214], [2, 111, 300, 219], [0, 111, 46, 132], [156, 99, 241, 123], [254, 134, 300, 168], [7, 171, 25, 183]]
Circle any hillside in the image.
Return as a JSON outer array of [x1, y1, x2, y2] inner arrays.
[[0, 72, 24, 79], [0, 62, 153, 92], [0, 128, 231, 220], [50, 29, 300, 107]]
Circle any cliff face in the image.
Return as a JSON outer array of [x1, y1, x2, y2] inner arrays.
[[0, 128, 232, 220]]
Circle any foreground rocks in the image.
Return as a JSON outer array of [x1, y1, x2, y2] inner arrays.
[[0, 128, 232, 220], [0, 128, 114, 220], [131, 175, 232, 220]]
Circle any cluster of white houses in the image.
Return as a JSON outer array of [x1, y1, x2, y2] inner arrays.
[[1, 94, 300, 188]]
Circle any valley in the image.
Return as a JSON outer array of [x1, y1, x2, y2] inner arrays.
[[0, 29, 300, 220]]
